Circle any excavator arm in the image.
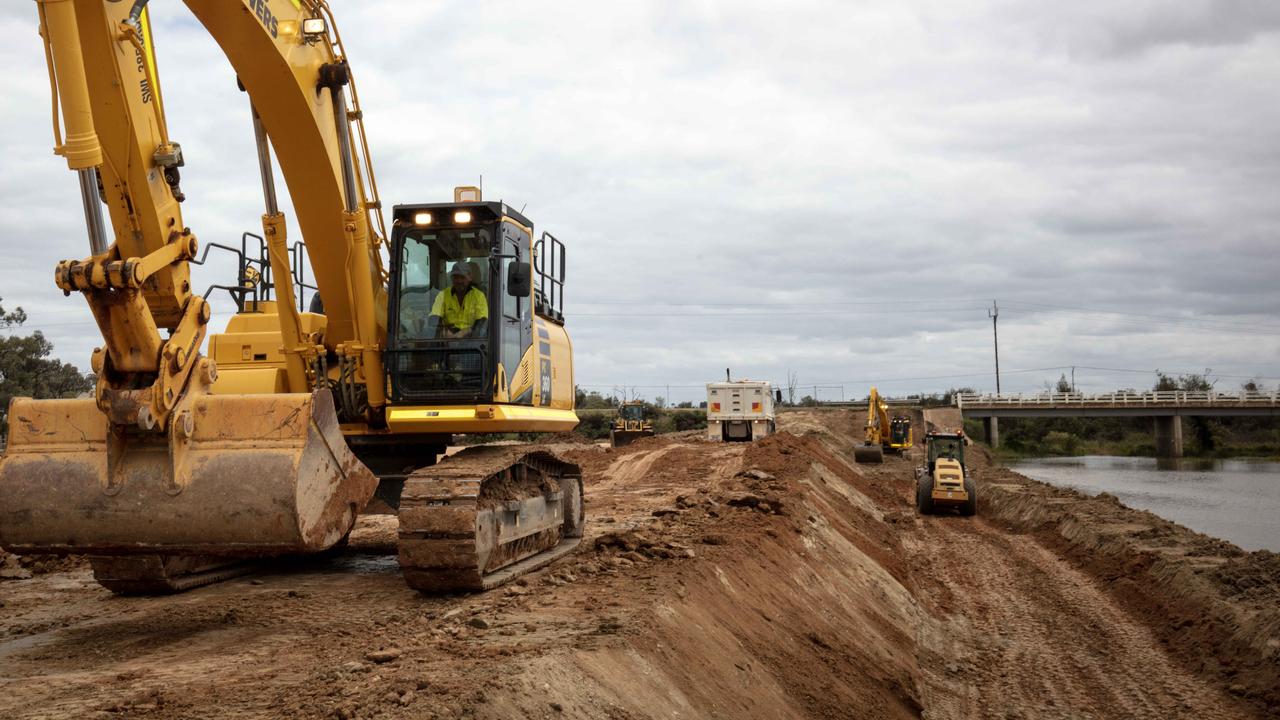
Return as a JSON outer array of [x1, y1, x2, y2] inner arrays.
[[0, 0, 384, 560], [41, 0, 388, 422]]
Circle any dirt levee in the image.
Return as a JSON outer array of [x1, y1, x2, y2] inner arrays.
[[0, 409, 1275, 718], [921, 407, 962, 433]]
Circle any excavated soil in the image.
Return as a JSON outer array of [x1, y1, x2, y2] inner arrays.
[[0, 410, 1276, 719]]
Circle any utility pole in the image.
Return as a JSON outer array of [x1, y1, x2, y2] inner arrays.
[[1071, 366, 1076, 393], [989, 300, 1001, 395]]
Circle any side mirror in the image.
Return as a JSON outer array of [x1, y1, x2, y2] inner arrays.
[[507, 261, 531, 297], [775, 389, 782, 403]]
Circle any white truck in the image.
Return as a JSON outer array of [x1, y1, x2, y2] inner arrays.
[[706, 380, 778, 442]]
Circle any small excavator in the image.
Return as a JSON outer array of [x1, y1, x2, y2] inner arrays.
[[609, 401, 654, 447], [0, 0, 582, 594], [914, 430, 976, 516], [853, 386, 913, 463]]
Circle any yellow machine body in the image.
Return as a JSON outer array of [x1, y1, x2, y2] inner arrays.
[[0, 1, 580, 592], [609, 400, 654, 447], [915, 431, 976, 516], [929, 458, 969, 505], [853, 386, 913, 463]]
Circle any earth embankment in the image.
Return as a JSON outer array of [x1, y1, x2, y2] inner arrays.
[[0, 410, 1274, 719]]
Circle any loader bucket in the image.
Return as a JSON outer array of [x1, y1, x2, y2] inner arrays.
[[609, 429, 654, 448], [0, 389, 377, 557]]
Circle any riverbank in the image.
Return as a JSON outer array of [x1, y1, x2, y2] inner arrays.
[[1008, 455, 1280, 553], [969, 448, 1280, 712]]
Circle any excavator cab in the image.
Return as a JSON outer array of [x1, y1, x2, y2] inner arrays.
[[381, 193, 577, 436], [388, 200, 536, 405], [889, 416, 912, 447]]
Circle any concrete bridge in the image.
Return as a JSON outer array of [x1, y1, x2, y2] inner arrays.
[[955, 391, 1280, 458]]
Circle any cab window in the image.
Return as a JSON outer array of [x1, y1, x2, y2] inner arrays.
[[396, 226, 493, 341]]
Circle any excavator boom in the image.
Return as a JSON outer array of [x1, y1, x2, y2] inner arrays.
[[0, 1, 383, 566]]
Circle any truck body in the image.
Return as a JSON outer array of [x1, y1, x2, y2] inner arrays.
[[706, 381, 776, 442]]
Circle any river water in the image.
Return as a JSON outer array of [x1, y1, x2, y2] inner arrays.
[[1008, 456, 1280, 552]]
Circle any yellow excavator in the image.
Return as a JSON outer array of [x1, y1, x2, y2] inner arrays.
[[0, 0, 582, 594], [852, 386, 913, 463], [609, 401, 654, 447]]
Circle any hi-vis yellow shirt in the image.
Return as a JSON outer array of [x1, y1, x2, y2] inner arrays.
[[430, 287, 488, 331]]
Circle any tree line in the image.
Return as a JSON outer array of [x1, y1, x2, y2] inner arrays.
[[0, 299, 95, 441]]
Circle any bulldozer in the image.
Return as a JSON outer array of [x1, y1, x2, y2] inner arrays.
[[914, 431, 976, 515], [0, 0, 583, 595], [610, 401, 654, 447], [852, 386, 913, 463]]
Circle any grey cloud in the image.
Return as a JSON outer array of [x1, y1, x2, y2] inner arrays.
[[1, 0, 1278, 404]]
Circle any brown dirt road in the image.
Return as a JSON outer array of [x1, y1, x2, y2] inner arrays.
[[0, 410, 1275, 719]]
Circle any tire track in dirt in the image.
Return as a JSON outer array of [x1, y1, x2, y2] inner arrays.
[[908, 505, 1257, 719], [901, 491, 1259, 712]]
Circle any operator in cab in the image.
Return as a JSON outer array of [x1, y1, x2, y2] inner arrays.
[[427, 262, 488, 338]]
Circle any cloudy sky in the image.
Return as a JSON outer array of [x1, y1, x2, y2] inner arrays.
[[2, 0, 1279, 405]]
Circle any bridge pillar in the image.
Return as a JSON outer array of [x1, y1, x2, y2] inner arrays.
[[1153, 416, 1183, 459], [982, 417, 999, 448]]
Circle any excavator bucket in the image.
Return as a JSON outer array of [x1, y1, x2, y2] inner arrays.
[[853, 444, 884, 464], [0, 389, 377, 557]]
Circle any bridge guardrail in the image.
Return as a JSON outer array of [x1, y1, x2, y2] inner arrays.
[[955, 390, 1280, 409]]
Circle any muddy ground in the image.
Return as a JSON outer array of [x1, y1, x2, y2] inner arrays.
[[1, 410, 1276, 719]]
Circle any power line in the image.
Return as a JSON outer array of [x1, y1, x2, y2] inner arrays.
[[573, 306, 989, 318], [1000, 301, 1280, 337], [1001, 299, 1280, 333], [576, 297, 991, 308]]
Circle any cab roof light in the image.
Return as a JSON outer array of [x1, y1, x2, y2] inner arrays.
[[454, 211, 472, 224], [301, 18, 327, 43], [413, 212, 432, 225]]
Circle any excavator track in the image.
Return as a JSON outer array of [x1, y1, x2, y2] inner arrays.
[[397, 446, 584, 593], [88, 555, 258, 595]]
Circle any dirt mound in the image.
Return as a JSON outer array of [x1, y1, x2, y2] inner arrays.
[[0, 550, 85, 580], [921, 408, 962, 433]]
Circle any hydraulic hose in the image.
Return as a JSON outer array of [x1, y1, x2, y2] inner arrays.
[[126, 0, 150, 28]]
